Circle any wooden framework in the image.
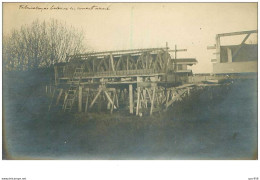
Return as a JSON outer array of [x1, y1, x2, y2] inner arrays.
[[207, 30, 257, 63], [49, 46, 198, 116]]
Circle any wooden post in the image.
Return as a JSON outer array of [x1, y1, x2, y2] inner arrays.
[[150, 87, 156, 115], [175, 45, 177, 59], [85, 88, 89, 112], [136, 87, 141, 116], [78, 86, 82, 112], [56, 89, 63, 105], [110, 53, 115, 72], [93, 59, 95, 72], [129, 84, 134, 114], [115, 90, 119, 108], [110, 91, 115, 114], [127, 56, 129, 71], [165, 89, 170, 110], [48, 88, 56, 112], [216, 35, 221, 63], [54, 66, 58, 85], [227, 48, 232, 63]]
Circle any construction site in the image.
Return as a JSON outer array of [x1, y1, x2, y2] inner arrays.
[[3, 30, 258, 160], [46, 30, 257, 118]]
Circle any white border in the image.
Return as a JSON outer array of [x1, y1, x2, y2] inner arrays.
[[0, 1, 259, 180]]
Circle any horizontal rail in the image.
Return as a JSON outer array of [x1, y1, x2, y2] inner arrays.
[[68, 47, 168, 58], [217, 30, 257, 37]]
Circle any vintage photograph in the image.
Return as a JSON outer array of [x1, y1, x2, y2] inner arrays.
[[2, 3, 258, 160]]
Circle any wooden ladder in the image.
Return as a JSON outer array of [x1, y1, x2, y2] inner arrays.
[[62, 67, 84, 112]]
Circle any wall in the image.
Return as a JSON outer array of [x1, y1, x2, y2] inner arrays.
[[213, 61, 257, 74]]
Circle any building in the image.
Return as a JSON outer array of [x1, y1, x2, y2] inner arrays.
[[208, 30, 257, 74]]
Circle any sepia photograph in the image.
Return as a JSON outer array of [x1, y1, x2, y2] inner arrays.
[[2, 2, 258, 160]]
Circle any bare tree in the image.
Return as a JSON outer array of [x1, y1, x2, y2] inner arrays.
[[3, 19, 86, 71]]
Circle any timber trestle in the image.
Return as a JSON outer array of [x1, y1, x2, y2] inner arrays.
[[48, 46, 214, 116]]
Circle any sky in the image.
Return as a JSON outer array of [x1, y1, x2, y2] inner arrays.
[[3, 3, 257, 73]]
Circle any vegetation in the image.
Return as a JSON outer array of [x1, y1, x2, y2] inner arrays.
[[3, 19, 86, 71]]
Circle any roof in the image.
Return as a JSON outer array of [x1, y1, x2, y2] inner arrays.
[[173, 58, 198, 64]]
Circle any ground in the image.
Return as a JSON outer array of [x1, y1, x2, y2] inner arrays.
[[2, 71, 258, 159]]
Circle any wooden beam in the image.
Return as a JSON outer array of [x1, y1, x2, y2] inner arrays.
[[104, 90, 117, 109], [110, 53, 115, 71], [78, 86, 82, 112], [89, 88, 102, 108], [150, 87, 156, 115], [216, 35, 221, 63], [69, 47, 168, 58], [110, 91, 115, 114], [85, 88, 89, 112], [62, 92, 68, 111], [165, 89, 170, 110], [56, 89, 63, 105], [129, 84, 134, 114], [207, 45, 216, 50], [115, 90, 119, 108], [48, 87, 56, 111], [54, 66, 58, 85], [217, 30, 257, 37], [227, 48, 232, 63], [232, 33, 252, 60], [136, 87, 141, 116], [126, 56, 129, 71]]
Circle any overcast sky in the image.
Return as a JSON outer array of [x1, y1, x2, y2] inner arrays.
[[3, 3, 257, 73]]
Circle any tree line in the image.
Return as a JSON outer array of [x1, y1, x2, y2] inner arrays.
[[3, 19, 86, 71]]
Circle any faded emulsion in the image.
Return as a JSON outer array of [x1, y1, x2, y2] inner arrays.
[[2, 3, 258, 160]]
